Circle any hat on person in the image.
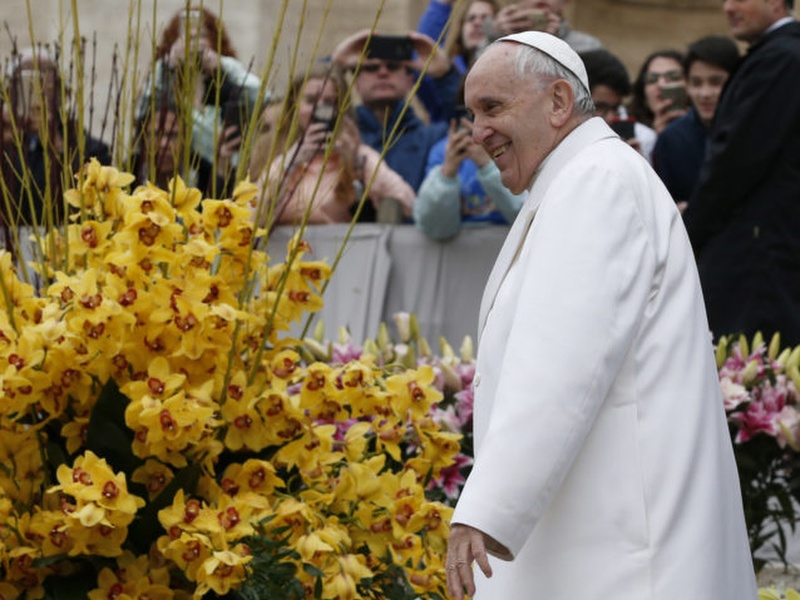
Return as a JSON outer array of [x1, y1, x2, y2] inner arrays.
[[498, 31, 590, 93]]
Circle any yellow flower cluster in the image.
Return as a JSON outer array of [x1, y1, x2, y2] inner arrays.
[[0, 160, 457, 599]]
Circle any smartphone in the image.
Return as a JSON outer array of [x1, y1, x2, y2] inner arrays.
[[661, 84, 688, 112], [452, 104, 471, 129], [366, 35, 415, 61], [222, 100, 245, 134], [311, 103, 337, 132], [610, 119, 636, 140], [528, 8, 548, 31]]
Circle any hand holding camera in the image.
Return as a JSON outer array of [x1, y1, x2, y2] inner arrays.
[[491, 1, 559, 37], [442, 111, 488, 177], [653, 83, 688, 132]]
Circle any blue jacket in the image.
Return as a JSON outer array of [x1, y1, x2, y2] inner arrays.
[[414, 136, 525, 240], [356, 103, 448, 192]]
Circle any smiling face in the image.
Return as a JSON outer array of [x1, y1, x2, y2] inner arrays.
[[723, 0, 785, 43], [686, 60, 729, 126], [465, 43, 561, 194]]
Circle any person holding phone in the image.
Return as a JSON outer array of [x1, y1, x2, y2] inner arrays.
[[332, 29, 451, 193], [135, 5, 265, 193], [652, 36, 740, 211], [482, 0, 602, 52], [579, 48, 658, 163], [683, 0, 800, 347], [253, 64, 414, 227], [1, 47, 111, 230], [629, 49, 688, 134]]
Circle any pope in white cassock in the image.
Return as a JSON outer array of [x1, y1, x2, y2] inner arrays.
[[445, 31, 758, 600]]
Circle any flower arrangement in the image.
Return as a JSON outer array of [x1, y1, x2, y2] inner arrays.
[[301, 311, 475, 505], [716, 332, 800, 569], [0, 163, 457, 599]]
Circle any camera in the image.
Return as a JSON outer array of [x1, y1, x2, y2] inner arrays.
[[365, 35, 415, 62], [452, 104, 471, 129]]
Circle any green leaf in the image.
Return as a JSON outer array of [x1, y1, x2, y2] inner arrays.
[[43, 571, 96, 600], [126, 462, 201, 555], [85, 378, 141, 478]]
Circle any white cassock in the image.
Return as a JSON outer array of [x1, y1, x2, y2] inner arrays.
[[451, 117, 757, 599]]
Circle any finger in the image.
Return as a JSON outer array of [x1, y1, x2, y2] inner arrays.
[[446, 565, 466, 600], [471, 533, 493, 580]]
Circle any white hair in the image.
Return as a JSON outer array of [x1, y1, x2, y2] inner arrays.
[[512, 44, 595, 116]]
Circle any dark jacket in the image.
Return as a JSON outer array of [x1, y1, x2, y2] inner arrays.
[[684, 21, 800, 344], [1, 129, 111, 227], [652, 107, 709, 205], [355, 103, 448, 193]]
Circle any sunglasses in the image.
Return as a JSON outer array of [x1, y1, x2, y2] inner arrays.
[[644, 69, 684, 85], [359, 61, 406, 74]]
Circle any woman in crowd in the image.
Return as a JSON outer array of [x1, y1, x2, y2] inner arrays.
[[135, 5, 264, 195], [254, 64, 414, 227], [419, 0, 502, 75], [652, 35, 740, 211], [1, 47, 111, 229], [629, 49, 687, 134], [415, 0, 500, 122]]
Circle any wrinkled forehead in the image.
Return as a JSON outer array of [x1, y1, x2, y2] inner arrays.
[[466, 43, 516, 92]]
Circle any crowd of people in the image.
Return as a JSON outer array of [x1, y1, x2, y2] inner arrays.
[[1, 0, 799, 345]]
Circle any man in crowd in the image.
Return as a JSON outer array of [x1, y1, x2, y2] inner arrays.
[[683, 0, 800, 345], [445, 31, 755, 600], [332, 30, 453, 193]]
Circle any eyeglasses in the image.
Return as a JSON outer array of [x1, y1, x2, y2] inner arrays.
[[644, 69, 684, 85], [593, 101, 620, 117], [359, 61, 406, 74]]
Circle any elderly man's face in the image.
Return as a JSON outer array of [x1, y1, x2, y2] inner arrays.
[[465, 43, 559, 194]]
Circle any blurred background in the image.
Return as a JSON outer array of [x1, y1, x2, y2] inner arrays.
[[0, 0, 746, 127]]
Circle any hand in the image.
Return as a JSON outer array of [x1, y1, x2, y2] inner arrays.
[[289, 121, 330, 167], [333, 116, 360, 162], [168, 36, 220, 73], [407, 31, 453, 78], [651, 92, 688, 134], [446, 524, 494, 600], [492, 1, 557, 35], [331, 29, 372, 69], [441, 118, 489, 178]]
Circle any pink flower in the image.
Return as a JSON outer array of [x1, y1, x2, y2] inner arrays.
[[332, 341, 363, 364], [427, 453, 473, 500], [776, 405, 800, 450], [734, 399, 779, 443], [720, 377, 749, 411]]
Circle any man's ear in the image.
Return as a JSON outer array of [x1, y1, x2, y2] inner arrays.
[[549, 79, 575, 127]]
